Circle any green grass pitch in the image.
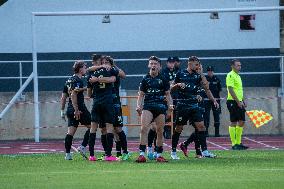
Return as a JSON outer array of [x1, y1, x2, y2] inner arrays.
[[1, 150, 284, 189]]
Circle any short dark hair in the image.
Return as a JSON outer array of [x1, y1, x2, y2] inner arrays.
[[149, 56, 161, 65], [173, 56, 180, 62], [101, 55, 114, 66], [92, 54, 102, 62], [73, 61, 86, 73], [106, 56, 114, 66], [188, 56, 200, 63], [231, 59, 240, 66], [167, 57, 175, 62], [207, 66, 214, 71]]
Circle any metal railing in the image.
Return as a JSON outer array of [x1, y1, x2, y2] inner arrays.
[[0, 55, 283, 80], [2, 6, 284, 142], [0, 55, 283, 119]]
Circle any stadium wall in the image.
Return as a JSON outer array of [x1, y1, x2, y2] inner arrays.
[[0, 0, 282, 140], [0, 88, 283, 140]]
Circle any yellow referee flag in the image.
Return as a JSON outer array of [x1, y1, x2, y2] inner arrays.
[[246, 110, 273, 128]]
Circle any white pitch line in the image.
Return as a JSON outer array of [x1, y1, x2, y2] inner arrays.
[[21, 145, 50, 147], [49, 149, 58, 152], [71, 145, 79, 152], [207, 140, 229, 150], [0, 146, 11, 149], [19, 152, 47, 154], [20, 147, 32, 150], [163, 142, 180, 152], [29, 149, 50, 151], [244, 137, 279, 150]]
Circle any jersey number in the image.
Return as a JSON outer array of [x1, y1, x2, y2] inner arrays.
[[98, 75, 105, 88]]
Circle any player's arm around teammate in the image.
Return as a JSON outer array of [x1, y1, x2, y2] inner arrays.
[[88, 55, 119, 161]]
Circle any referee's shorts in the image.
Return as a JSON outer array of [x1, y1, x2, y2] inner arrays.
[[226, 100, 246, 122]]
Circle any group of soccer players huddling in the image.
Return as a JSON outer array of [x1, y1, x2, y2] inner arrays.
[[62, 55, 129, 161], [62, 54, 219, 162]]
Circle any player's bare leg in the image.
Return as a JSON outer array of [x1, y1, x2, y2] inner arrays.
[[195, 121, 216, 158], [77, 125, 90, 159], [88, 122, 98, 161], [136, 110, 153, 163], [155, 114, 168, 162], [171, 125, 183, 160], [64, 126, 77, 160], [147, 122, 157, 160], [114, 126, 130, 160], [104, 123, 119, 161]]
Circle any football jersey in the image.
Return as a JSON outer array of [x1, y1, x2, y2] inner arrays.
[[139, 73, 170, 105], [65, 75, 85, 108], [87, 67, 118, 104], [174, 69, 202, 104], [161, 67, 177, 83], [226, 70, 243, 101]]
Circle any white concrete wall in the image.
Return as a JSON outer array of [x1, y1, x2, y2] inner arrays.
[[0, 88, 283, 140], [0, 0, 279, 53]]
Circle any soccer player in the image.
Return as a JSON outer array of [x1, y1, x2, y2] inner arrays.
[[147, 56, 180, 158], [87, 55, 119, 161], [136, 56, 174, 163], [61, 82, 90, 159], [161, 57, 179, 139], [173, 56, 181, 72], [226, 59, 249, 150], [171, 56, 218, 159], [86, 54, 108, 159], [172, 56, 181, 107], [171, 56, 181, 131], [147, 57, 175, 158], [163, 57, 178, 82], [102, 56, 130, 160], [64, 61, 91, 160], [204, 66, 222, 137], [179, 89, 206, 159]]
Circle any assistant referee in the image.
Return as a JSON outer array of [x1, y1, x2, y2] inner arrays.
[[226, 59, 249, 150]]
